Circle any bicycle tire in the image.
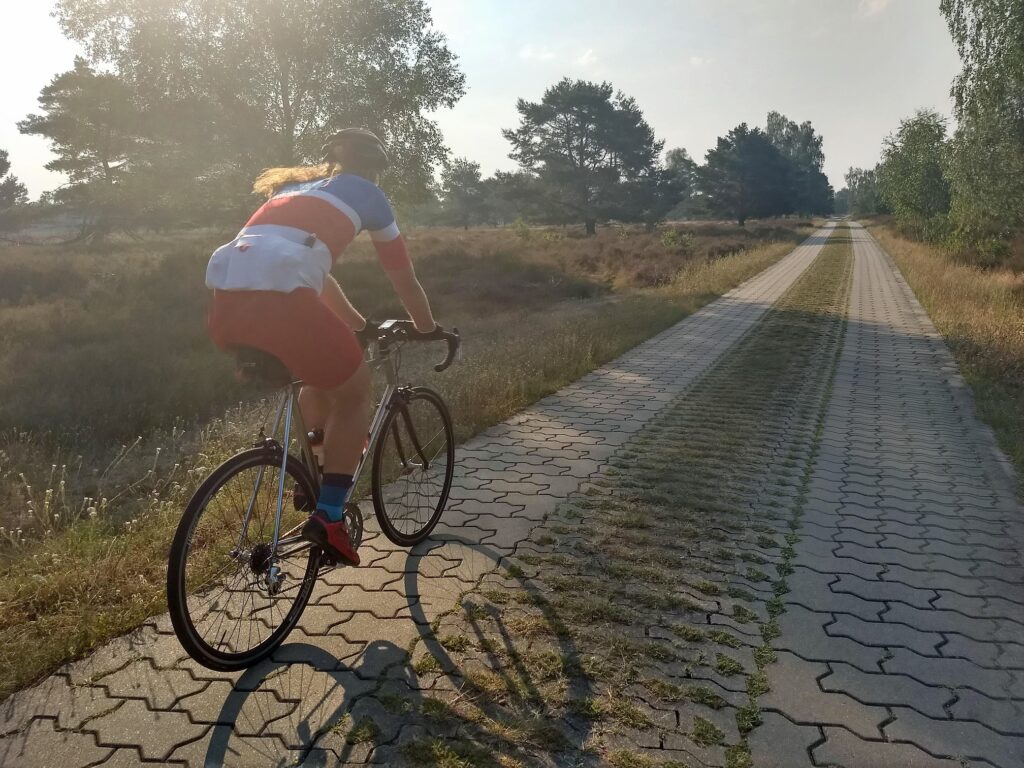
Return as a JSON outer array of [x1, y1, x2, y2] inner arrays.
[[167, 447, 320, 671], [371, 386, 455, 546]]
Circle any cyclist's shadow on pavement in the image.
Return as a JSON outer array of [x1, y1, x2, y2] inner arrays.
[[203, 639, 419, 767], [203, 533, 594, 766]]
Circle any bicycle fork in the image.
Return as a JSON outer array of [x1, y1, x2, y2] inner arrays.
[[228, 387, 301, 591]]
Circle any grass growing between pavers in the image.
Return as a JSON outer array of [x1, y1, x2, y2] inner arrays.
[[351, 229, 854, 767]]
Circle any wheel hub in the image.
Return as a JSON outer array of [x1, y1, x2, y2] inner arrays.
[[249, 543, 272, 575]]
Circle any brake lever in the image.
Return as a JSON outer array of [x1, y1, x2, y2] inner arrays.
[[433, 328, 460, 372]]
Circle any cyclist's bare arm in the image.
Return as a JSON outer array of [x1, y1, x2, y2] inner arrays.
[[322, 258, 436, 335], [320, 274, 367, 330], [386, 262, 436, 333]]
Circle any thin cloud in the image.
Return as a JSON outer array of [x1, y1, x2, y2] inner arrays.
[[689, 55, 713, 69], [858, 0, 890, 16], [576, 48, 597, 66], [519, 44, 556, 61]]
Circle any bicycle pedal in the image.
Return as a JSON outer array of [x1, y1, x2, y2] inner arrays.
[[320, 551, 341, 568]]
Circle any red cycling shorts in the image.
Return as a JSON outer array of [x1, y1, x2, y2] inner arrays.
[[207, 288, 364, 389]]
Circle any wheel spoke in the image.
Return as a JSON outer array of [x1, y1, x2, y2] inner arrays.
[[373, 391, 454, 544], [170, 451, 318, 667]]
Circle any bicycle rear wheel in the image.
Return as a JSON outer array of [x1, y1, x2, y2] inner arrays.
[[167, 447, 320, 671], [371, 386, 455, 546]]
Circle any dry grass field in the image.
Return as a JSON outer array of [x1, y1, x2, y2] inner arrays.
[[0, 219, 815, 697]]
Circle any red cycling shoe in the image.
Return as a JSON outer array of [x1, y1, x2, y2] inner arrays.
[[301, 510, 361, 566]]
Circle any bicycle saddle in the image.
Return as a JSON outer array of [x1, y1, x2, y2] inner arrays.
[[233, 347, 294, 386]]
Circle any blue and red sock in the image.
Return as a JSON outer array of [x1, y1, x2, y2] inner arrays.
[[316, 473, 354, 522]]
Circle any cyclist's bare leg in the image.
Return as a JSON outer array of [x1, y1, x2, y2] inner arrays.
[[321, 361, 373, 475], [299, 386, 330, 434]]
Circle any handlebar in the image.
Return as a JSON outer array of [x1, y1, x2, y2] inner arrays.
[[358, 320, 461, 372]]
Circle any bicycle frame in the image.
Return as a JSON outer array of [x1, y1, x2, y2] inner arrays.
[[238, 339, 405, 564]]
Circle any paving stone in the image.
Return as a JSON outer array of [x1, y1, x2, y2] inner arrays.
[[813, 727, 963, 768], [883, 603, 1018, 644], [745, 711, 818, 767], [761, 652, 889, 739], [792, 548, 886, 580], [830, 572, 938, 609], [826, 614, 943, 655], [948, 689, 1024, 735], [774, 606, 886, 671], [169, 728, 310, 767], [885, 706, 1024, 768], [0, 676, 118, 735], [18, 225, 1024, 766], [93, 747, 170, 767], [58, 632, 151, 687], [882, 648, 1024, 698], [833, 542, 975, 577], [97, 659, 207, 710], [785, 568, 887, 620], [932, 591, 1024, 624], [0, 718, 113, 768], [89, 698, 208, 760], [261, 668, 376, 746], [818, 662, 952, 718], [937, 634, 1012, 668], [882, 564, 1003, 597]]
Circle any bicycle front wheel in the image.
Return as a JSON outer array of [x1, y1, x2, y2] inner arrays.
[[371, 387, 455, 546], [167, 447, 320, 671]]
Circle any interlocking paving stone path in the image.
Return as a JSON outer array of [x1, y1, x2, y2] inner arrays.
[[756, 223, 1024, 768], [402, 234, 857, 767], [0, 227, 835, 767]]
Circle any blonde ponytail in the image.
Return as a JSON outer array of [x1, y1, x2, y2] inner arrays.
[[253, 162, 338, 199]]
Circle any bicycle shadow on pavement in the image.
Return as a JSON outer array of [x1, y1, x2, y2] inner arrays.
[[200, 639, 419, 767], [195, 531, 595, 765], [386, 532, 598, 765]]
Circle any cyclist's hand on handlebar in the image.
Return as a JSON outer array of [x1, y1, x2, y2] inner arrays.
[[410, 323, 448, 340], [413, 320, 438, 335]]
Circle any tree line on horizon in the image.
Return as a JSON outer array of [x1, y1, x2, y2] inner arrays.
[[1, 0, 833, 237], [426, 98, 832, 232], [836, 0, 1022, 263]]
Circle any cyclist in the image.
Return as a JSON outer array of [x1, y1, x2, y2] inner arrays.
[[205, 128, 438, 567]]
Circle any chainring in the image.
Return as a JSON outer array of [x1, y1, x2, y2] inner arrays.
[[344, 502, 365, 550]]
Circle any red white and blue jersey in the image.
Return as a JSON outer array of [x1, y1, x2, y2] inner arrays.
[[242, 173, 411, 272]]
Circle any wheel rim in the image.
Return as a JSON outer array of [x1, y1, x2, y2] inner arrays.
[[179, 457, 316, 661], [375, 394, 453, 541]]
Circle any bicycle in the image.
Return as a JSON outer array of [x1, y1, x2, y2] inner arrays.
[[166, 320, 461, 671]]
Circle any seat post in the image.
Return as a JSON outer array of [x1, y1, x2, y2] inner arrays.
[[270, 387, 295, 551], [289, 381, 317, 485]]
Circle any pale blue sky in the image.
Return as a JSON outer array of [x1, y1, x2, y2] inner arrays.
[[2, 0, 960, 198]]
